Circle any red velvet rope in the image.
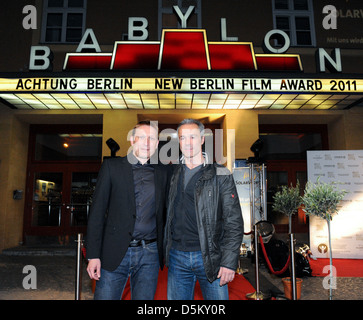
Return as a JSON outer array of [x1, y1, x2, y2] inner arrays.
[[259, 235, 291, 275], [82, 246, 87, 259], [82, 234, 290, 276]]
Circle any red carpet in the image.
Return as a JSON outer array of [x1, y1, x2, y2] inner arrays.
[[310, 258, 363, 277], [121, 268, 256, 300]]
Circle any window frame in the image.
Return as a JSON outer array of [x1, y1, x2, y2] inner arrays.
[[41, 0, 87, 44], [272, 0, 316, 47], [28, 124, 102, 164]]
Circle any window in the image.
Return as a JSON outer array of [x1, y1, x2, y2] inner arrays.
[[158, 0, 202, 39], [34, 133, 102, 161], [30, 124, 102, 162], [272, 0, 316, 47], [41, 0, 87, 43], [259, 124, 328, 160], [259, 132, 323, 160]]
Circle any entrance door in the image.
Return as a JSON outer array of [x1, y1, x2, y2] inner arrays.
[[266, 160, 308, 233], [259, 124, 329, 235], [23, 124, 102, 243], [23, 163, 100, 239]]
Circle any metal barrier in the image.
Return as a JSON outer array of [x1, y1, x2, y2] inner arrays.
[[75, 233, 84, 300]]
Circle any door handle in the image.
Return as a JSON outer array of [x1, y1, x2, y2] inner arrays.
[[62, 203, 71, 209]]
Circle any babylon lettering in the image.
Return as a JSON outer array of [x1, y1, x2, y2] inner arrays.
[[27, 3, 345, 72]]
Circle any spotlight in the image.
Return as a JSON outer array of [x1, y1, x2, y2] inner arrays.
[[106, 138, 120, 158]]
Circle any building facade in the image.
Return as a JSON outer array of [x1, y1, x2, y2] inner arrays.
[[1, 0, 363, 250]]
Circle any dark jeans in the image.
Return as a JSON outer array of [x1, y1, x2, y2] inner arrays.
[[167, 249, 229, 300], [94, 241, 159, 300]]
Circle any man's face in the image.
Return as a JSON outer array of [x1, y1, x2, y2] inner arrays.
[[178, 123, 204, 161], [131, 125, 159, 160]]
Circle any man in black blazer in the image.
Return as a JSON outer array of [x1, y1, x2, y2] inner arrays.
[[86, 121, 168, 300]]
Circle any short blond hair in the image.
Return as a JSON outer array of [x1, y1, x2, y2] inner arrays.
[[132, 120, 159, 137]]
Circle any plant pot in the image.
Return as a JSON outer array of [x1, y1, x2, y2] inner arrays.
[[282, 277, 302, 300]]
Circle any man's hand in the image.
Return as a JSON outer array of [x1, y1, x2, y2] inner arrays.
[[87, 258, 101, 280], [217, 267, 235, 286]]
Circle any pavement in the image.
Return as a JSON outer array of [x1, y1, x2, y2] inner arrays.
[[243, 259, 363, 301], [0, 245, 94, 300], [0, 245, 362, 301]]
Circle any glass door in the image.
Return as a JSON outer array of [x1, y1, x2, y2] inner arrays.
[[32, 172, 63, 228], [259, 124, 329, 235], [24, 124, 102, 243], [266, 160, 308, 234], [69, 172, 98, 229], [24, 164, 100, 239]]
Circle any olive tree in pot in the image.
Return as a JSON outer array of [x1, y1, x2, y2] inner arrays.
[[272, 182, 302, 299], [272, 182, 301, 234], [301, 178, 346, 300]]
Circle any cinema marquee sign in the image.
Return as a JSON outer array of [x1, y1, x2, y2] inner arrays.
[[29, 27, 343, 73], [3, 77, 362, 93]]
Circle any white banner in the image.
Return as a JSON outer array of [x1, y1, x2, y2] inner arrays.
[[307, 150, 363, 259], [233, 166, 264, 251]]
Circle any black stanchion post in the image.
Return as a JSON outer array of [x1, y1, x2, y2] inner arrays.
[[289, 233, 297, 300], [75, 233, 83, 300]]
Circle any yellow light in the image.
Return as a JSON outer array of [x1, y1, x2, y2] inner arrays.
[[63, 143, 69, 148]]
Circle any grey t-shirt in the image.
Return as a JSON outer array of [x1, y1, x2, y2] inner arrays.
[[183, 164, 202, 189]]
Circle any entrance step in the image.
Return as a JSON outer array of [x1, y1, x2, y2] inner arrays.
[[2, 245, 76, 256], [2, 235, 81, 256]]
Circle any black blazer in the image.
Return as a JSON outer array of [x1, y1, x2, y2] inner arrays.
[[86, 156, 169, 271]]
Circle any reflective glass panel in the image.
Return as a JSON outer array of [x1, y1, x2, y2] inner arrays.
[[32, 172, 63, 226], [34, 133, 102, 161], [259, 133, 322, 160], [70, 172, 97, 226], [267, 171, 289, 225]]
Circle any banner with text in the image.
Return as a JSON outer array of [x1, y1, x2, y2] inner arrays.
[[307, 150, 363, 259], [233, 167, 264, 251], [1, 77, 363, 93]]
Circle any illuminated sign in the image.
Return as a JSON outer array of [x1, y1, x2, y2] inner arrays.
[[1, 77, 362, 93], [63, 29, 302, 72], [27, 3, 345, 73]]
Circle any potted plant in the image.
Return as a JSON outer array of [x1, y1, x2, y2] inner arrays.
[[272, 182, 302, 299], [272, 182, 301, 234], [301, 177, 346, 300]]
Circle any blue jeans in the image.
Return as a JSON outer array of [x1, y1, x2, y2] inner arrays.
[[94, 241, 159, 300], [167, 249, 229, 300]]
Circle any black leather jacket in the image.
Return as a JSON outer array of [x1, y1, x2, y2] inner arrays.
[[164, 163, 244, 282]]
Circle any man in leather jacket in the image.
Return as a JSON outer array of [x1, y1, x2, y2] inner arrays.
[[164, 118, 243, 300]]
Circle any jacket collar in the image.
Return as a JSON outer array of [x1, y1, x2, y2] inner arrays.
[[179, 151, 210, 167], [199, 163, 215, 180], [178, 162, 215, 181]]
